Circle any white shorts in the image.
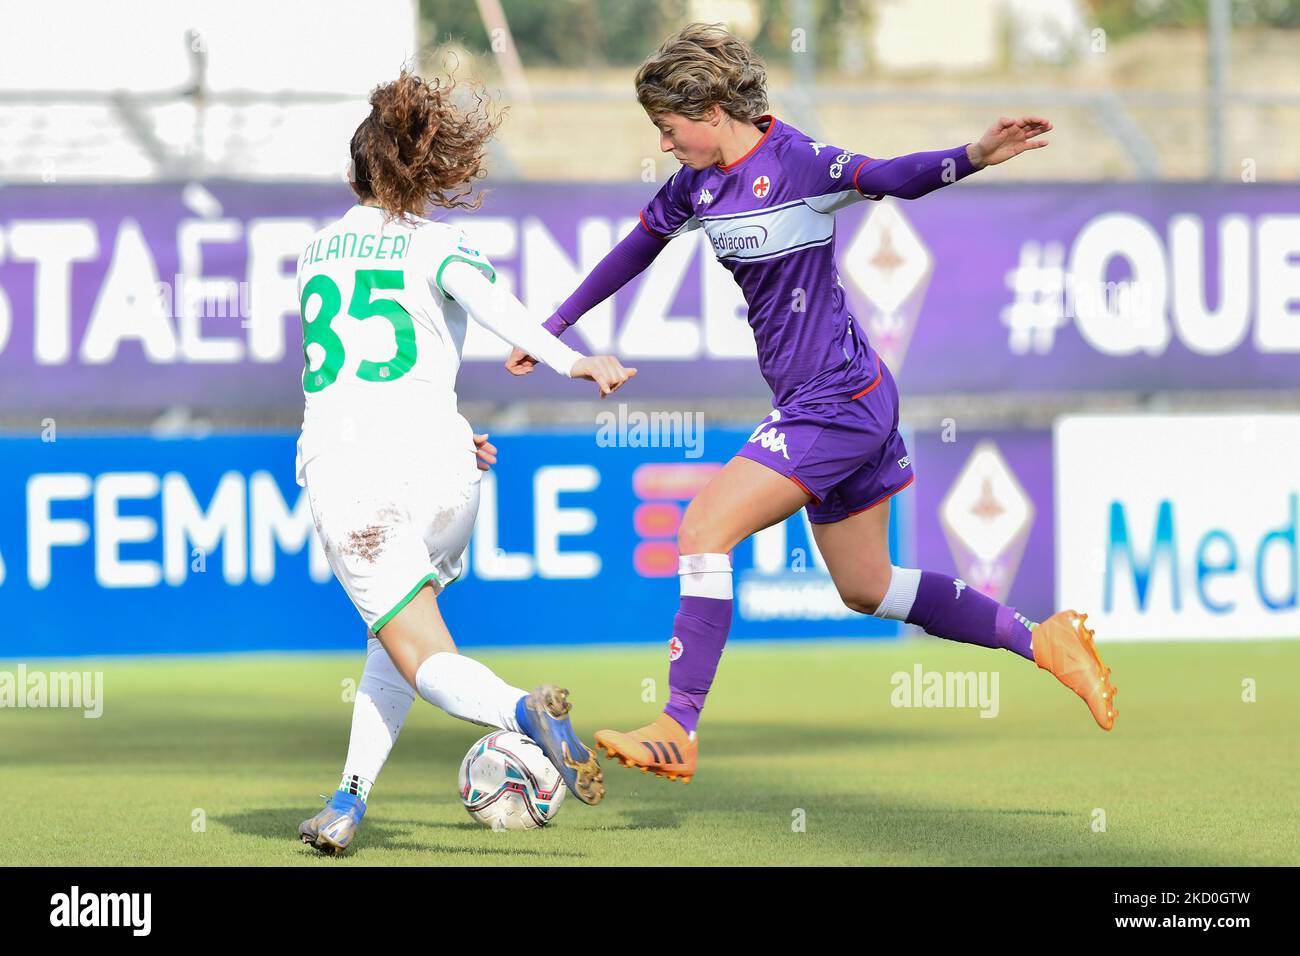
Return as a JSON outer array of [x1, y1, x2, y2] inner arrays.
[[304, 425, 480, 634]]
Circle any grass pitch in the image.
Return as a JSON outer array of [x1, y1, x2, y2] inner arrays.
[[4, 638, 1297, 866]]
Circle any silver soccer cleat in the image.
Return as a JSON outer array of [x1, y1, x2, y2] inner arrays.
[[298, 794, 365, 856]]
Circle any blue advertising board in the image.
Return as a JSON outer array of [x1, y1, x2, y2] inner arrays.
[[0, 427, 910, 657]]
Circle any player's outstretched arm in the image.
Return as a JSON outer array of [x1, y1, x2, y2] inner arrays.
[[851, 116, 1051, 200], [505, 223, 666, 376], [440, 259, 636, 398]]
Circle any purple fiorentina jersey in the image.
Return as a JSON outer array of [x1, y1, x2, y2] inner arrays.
[[641, 115, 883, 406]]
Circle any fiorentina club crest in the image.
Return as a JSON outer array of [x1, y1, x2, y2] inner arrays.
[[839, 201, 933, 375], [668, 636, 684, 661], [938, 441, 1035, 604], [752, 175, 771, 198]]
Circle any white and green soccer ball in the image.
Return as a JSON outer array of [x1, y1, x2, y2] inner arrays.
[[459, 731, 566, 830]]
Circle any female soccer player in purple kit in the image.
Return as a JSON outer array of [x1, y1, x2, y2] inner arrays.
[[508, 23, 1118, 783]]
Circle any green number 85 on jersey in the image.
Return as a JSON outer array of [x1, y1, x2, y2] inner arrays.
[[300, 269, 417, 393]]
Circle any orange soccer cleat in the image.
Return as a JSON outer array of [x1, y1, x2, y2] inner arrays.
[[1031, 609, 1118, 731], [595, 714, 698, 783]]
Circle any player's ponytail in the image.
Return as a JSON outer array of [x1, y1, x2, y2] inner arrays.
[[349, 67, 502, 222]]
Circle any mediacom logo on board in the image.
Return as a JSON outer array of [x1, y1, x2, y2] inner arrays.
[[1056, 415, 1299, 640]]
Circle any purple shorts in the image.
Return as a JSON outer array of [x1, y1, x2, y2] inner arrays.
[[735, 356, 914, 524]]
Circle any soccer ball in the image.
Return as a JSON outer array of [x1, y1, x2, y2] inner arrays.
[[459, 731, 566, 830]]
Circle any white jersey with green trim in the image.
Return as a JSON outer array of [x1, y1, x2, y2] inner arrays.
[[293, 203, 494, 485]]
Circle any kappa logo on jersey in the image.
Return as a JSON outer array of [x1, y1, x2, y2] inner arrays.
[[698, 188, 714, 205], [752, 175, 771, 198], [748, 409, 790, 460], [807, 141, 829, 156], [954, 578, 967, 599], [668, 636, 684, 661]]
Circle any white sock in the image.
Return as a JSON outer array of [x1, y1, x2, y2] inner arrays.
[[872, 566, 922, 621], [340, 637, 416, 799], [415, 651, 525, 733]]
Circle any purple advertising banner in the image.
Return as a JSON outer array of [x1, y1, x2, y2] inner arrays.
[[911, 427, 1055, 619], [1, 181, 1297, 413]]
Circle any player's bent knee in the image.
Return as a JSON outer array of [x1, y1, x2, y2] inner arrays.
[[839, 569, 893, 617], [677, 516, 713, 556], [842, 593, 883, 616]]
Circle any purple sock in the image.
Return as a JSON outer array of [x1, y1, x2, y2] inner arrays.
[[905, 571, 1036, 660], [663, 594, 732, 735]]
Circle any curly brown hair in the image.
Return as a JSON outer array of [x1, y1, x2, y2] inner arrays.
[[349, 67, 502, 221], [635, 23, 768, 122]]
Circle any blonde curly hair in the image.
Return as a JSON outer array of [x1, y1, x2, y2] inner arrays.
[[634, 22, 768, 122]]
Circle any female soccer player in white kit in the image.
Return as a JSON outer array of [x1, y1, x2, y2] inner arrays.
[[295, 70, 635, 854]]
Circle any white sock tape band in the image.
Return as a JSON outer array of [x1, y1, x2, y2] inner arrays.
[[679, 552, 733, 600]]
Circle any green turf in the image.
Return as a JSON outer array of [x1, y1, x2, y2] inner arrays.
[[2, 639, 1297, 866]]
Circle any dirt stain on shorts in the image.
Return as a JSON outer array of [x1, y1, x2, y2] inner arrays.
[[342, 524, 389, 564], [339, 504, 407, 564], [429, 488, 474, 535]]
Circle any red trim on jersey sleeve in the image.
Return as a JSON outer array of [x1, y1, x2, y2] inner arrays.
[[851, 158, 871, 191], [638, 210, 666, 240], [851, 157, 884, 200]]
